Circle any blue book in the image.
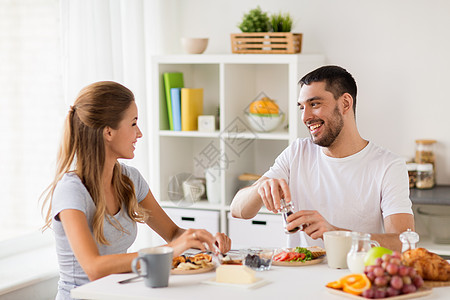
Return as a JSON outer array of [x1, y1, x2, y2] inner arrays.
[[170, 88, 182, 131]]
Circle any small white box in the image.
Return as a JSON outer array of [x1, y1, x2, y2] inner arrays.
[[227, 212, 287, 248], [198, 115, 216, 132]]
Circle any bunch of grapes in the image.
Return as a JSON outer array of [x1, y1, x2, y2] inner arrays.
[[362, 251, 424, 298]]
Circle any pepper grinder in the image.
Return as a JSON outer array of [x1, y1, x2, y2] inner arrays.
[[399, 229, 420, 252], [280, 199, 302, 234]]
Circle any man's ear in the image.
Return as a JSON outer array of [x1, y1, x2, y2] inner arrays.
[[341, 93, 353, 115], [103, 126, 114, 142]]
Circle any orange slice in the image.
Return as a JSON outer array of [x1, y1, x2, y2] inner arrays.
[[340, 273, 371, 295], [325, 280, 342, 289]]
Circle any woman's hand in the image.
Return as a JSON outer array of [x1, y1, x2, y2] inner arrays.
[[214, 232, 231, 253], [167, 228, 216, 257]]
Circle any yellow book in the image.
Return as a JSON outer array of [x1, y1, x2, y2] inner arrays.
[[181, 88, 203, 131]]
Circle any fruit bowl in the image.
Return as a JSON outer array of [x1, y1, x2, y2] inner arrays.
[[240, 248, 275, 271], [245, 112, 285, 132]]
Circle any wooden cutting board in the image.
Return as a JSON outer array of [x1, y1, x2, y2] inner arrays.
[[326, 287, 432, 299], [424, 279, 450, 287]]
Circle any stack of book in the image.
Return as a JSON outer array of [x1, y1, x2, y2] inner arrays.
[[163, 72, 204, 131]]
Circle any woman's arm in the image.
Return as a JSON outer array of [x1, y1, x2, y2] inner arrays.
[[139, 189, 185, 242], [140, 189, 231, 254], [139, 189, 227, 255], [59, 209, 138, 281]]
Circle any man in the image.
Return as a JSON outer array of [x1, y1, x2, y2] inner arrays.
[[230, 65, 414, 251]]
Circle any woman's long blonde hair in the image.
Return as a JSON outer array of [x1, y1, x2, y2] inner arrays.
[[41, 81, 148, 245]]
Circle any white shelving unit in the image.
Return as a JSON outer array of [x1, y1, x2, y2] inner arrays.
[[149, 54, 325, 244]]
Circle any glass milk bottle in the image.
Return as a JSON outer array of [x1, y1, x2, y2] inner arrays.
[[347, 232, 380, 274]]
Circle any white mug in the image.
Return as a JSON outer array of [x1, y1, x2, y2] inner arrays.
[[323, 231, 353, 269]]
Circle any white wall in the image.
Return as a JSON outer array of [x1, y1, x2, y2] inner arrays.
[[166, 0, 450, 184]]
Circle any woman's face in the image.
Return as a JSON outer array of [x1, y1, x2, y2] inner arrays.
[[106, 101, 143, 160]]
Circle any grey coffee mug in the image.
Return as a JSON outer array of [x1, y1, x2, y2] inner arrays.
[[131, 246, 173, 288]]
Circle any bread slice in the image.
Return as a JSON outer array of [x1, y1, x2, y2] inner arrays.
[[307, 246, 326, 258]]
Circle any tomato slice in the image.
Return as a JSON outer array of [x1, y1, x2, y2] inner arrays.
[[274, 252, 289, 261], [286, 252, 297, 261]]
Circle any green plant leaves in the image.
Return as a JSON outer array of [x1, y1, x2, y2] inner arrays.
[[238, 6, 293, 33]]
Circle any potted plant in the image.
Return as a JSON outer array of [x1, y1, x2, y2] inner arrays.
[[231, 7, 302, 54], [270, 12, 293, 32], [237, 6, 270, 33]]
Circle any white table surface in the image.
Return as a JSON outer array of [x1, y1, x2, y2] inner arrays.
[[71, 261, 448, 300]]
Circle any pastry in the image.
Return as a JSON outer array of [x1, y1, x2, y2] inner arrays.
[[402, 248, 450, 281]]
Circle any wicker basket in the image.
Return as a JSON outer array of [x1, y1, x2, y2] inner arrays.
[[230, 32, 302, 54]]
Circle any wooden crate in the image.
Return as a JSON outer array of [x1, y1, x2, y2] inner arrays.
[[230, 32, 302, 54]]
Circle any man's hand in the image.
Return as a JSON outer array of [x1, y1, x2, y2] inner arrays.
[[256, 178, 291, 213], [286, 210, 340, 240]]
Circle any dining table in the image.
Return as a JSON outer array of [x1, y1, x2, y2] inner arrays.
[[71, 258, 449, 300]]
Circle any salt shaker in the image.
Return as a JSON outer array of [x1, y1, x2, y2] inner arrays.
[[280, 199, 302, 234], [399, 229, 420, 252]]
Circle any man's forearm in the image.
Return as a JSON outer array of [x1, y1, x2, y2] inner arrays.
[[371, 233, 402, 252], [230, 184, 263, 219]]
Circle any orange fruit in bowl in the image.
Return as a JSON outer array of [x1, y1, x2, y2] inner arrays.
[[249, 97, 279, 115]]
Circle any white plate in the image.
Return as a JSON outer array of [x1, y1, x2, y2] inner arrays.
[[202, 277, 270, 289]]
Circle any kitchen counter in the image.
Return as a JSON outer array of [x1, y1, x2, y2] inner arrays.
[[410, 185, 450, 205], [71, 262, 450, 300]]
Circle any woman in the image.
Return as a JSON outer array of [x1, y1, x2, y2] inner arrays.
[[41, 81, 231, 299]]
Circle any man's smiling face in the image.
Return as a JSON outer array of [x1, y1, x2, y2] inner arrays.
[[298, 81, 344, 148]]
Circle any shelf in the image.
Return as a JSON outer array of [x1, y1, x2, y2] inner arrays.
[[159, 130, 220, 138], [410, 185, 450, 205], [159, 130, 290, 140], [221, 130, 289, 141], [150, 54, 325, 243]]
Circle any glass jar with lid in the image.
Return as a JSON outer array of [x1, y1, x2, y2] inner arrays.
[[416, 163, 434, 189], [415, 139, 436, 165], [406, 162, 418, 188]]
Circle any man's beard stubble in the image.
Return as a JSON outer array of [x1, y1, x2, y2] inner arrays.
[[310, 105, 344, 148]]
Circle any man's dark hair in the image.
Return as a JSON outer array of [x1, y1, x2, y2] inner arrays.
[[299, 65, 357, 114]]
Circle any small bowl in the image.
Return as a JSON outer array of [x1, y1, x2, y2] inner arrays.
[[245, 112, 285, 132], [219, 251, 243, 265], [181, 37, 209, 54], [241, 248, 275, 271]]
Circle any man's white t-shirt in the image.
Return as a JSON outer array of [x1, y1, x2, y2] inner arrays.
[[263, 138, 413, 248]]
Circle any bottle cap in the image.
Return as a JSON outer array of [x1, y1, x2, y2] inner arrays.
[[415, 139, 436, 145], [406, 163, 418, 171]]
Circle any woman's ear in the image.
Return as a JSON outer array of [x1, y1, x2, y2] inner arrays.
[[103, 126, 114, 142]]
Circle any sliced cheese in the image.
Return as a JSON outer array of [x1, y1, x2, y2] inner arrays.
[[216, 265, 257, 284]]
